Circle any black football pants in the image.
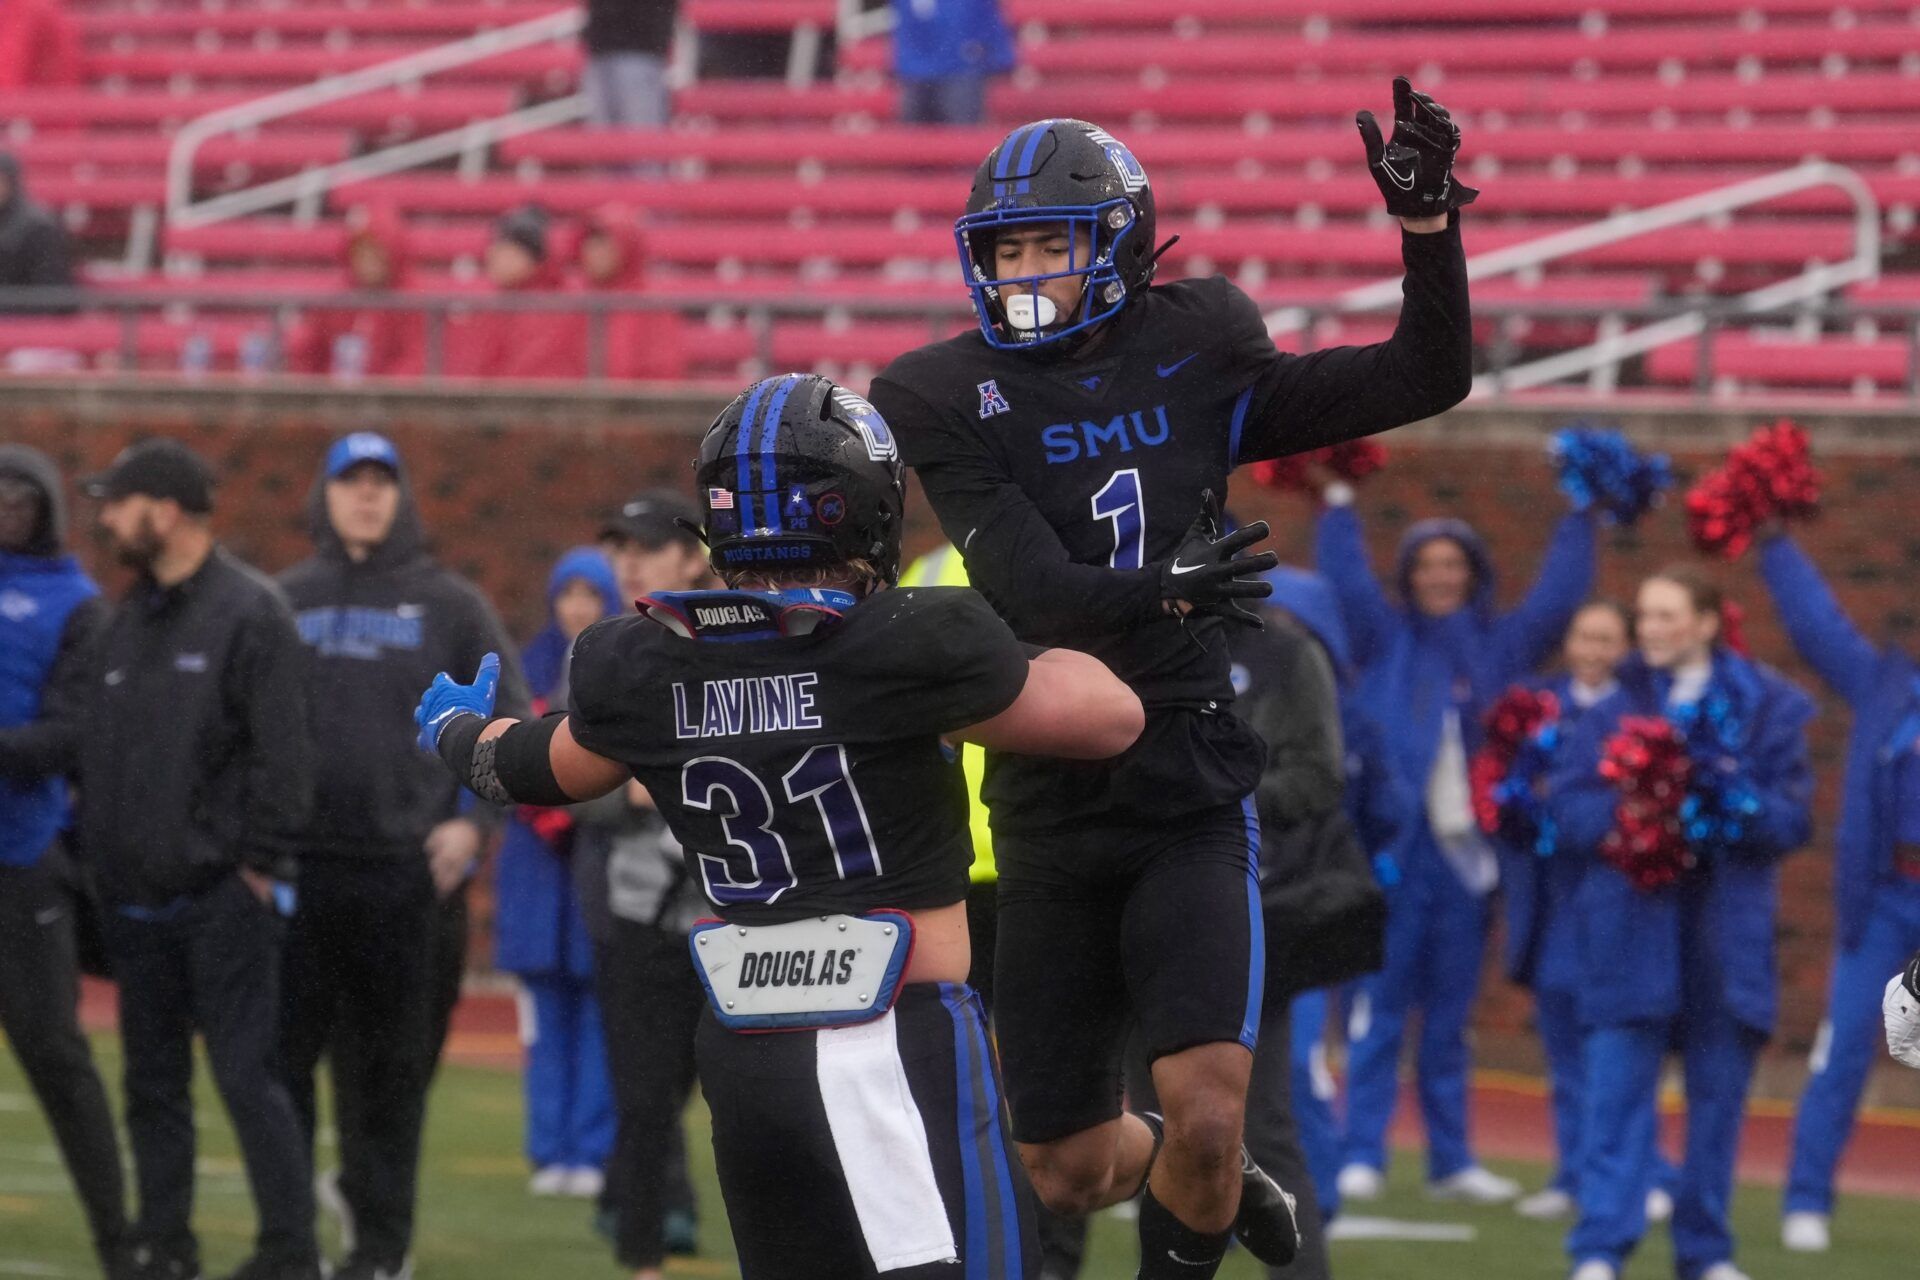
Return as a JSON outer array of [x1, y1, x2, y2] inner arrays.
[[107, 875, 318, 1267], [279, 857, 437, 1264], [0, 855, 127, 1267]]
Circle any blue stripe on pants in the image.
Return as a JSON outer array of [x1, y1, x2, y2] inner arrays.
[[1239, 796, 1266, 1051]]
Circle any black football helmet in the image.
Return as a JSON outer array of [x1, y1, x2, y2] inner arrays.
[[955, 118, 1160, 350], [693, 373, 906, 586]]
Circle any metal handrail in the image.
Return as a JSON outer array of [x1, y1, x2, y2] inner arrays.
[[1262, 162, 1881, 396], [8, 287, 1920, 396], [167, 9, 589, 229]]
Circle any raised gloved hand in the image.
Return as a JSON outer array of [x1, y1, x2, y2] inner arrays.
[[415, 652, 500, 753], [1884, 951, 1920, 1068], [1357, 77, 1479, 221], [1157, 490, 1278, 627]]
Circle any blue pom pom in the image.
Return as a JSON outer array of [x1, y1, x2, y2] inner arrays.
[[1550, 425, 1673, 527]]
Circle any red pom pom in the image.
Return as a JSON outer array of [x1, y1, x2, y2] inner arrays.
[[1469, 686, 1561, 836], [1684, 419, 1821, 560], [522, 805, 576, 848], [1248, 440, 1389, 494], [1597, 717, 1694, 892]]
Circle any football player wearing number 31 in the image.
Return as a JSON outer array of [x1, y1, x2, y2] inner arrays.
[[416, 373, 1147, 1279], [868, 78, 1476, 1280]]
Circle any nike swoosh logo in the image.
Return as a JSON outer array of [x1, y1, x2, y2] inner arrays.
[[1156, 353, 1197, 377], [1379, 156, 1417, 190], [1169, 561, 1207, 576], [1167, 1248, 1214, 1267]]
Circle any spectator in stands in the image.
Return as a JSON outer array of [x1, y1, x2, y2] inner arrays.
[[0, 446, 128, 1280], [78, 439, 320, 1280], [582, 0, 674, 131], [0, 152, 76, 307], [286, 205, 426, 380], [569, 205, 686, 382], [446, 206, 588, 381], [891, 0, 1014, 126], [276, 431, 527, 1279], [0, 0, 82, 89], [497, 547, 619, 1202], [1314, 476, 1596, 1207]]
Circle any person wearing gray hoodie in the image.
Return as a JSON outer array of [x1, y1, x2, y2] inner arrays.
[[0, 444, 127, 1278]]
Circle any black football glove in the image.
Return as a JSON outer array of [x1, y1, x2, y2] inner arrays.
[[1157, 491, 1278, 628], [1357, 76, 1479, 220], [1906, 949, 1920, 1002]]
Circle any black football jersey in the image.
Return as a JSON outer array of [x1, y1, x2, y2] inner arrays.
[[871, 225, 1470, 832], [565, 586, 1028, 925]]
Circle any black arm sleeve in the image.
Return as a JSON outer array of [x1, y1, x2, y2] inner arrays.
[[230, 592, 314, 877], [0, 595, 104, 781], [872, 377, 1163, 641], [436, 712, 573, 808], [1232, 217, 1472, 466]]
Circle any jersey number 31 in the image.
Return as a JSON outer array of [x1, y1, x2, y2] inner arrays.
[[681, 745, 878, 906]]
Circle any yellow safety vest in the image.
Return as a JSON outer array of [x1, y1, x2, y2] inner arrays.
[[898, 544, 996, 884]]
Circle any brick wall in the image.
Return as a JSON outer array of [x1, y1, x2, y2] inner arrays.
[[11, 381, 1918, 1098]]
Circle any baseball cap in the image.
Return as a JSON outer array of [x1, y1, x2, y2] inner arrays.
[[82, 439, 215, 513], [325, 431, 403, 479], [599, 490, 701, 549]]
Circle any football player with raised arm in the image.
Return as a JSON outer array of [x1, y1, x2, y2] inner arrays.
[[867, 81, 1477, 1280], [414, 374, 1144, 1280]]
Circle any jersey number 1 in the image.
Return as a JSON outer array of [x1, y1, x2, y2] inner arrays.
[[1092, 468, 1145, 570], [681, 745, 880, 906]]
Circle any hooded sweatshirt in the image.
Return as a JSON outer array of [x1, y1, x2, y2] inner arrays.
[[277, 444, 529, 859], [287, 206, 427, 378], [445, 210, 589, 381], [1315, 504, 1595, 891], [568, 204, 686, 382], [0, 152, 76, 297], [495, 547, 622, 978], [0, 444, 102, 867]]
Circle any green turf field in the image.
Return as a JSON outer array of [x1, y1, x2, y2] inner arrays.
[[0, 1040, 1910, 1278]]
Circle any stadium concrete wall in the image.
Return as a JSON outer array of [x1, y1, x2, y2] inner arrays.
[[11, 378, 1919, 1105]]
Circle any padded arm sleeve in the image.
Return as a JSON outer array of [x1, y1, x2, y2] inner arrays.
[[436, 713, 573, 808]]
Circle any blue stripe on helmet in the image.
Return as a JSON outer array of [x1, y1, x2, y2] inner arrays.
[[757, 373, 803, 496], [734, 377, 773, 532], [993, 124, 1036, 180], [1014, 120, 1052, 179]]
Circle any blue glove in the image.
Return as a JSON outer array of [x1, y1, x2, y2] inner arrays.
[[415, 652, 501, 753]]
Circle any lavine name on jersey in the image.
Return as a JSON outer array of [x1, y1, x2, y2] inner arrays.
[[673, 672, 823, 740], [738, 947, 860, 989]]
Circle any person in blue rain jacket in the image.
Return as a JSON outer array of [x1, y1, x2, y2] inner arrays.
[[495, 547, 623, 1196], [1757, 530, 1920, 1253], [891, 0, 1015, 125], [1549, 566, 1813, 1280], [1497, 601, 1632, 1221], [1315, 480, 1596, 1203], [1263, 567, 1419, 1226]]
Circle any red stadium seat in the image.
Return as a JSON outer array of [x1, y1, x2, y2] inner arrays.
[[77, 4, 571, 42], [7, 132, 355, 174], [0, 88, 518, 132], [88, 43, 579, 86], [1644, 333, 1915, 389]]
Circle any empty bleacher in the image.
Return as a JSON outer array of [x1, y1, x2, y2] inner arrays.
[[5, 0, 1919, 390]]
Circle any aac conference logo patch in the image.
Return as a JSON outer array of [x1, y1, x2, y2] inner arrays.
[[978, 379, 1012, 419]]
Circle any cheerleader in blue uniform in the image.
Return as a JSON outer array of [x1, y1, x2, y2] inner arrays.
[[1550, 567, 1813, 1280]]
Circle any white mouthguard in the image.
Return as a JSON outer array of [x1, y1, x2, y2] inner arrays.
[[1003, 293, 1059, 331]]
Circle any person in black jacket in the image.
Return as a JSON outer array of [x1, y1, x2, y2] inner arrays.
[[275, 431, 527, 1280], [0, 152, 76, 306], [581, 0, 674, 132], [79, 439, 320, 1280], [0, 445, 128, 1279]]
